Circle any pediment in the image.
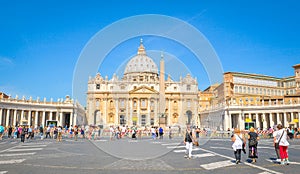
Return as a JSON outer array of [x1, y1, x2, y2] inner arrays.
[[129, 85, 159, 94]]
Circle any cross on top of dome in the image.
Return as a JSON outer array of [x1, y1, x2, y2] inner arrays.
[[137, 38, 146, 55]]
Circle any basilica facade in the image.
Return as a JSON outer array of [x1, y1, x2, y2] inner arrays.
[[86, 41, 199, 128]]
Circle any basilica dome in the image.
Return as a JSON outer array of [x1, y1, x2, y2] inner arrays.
[[124, 40, 158, 75]]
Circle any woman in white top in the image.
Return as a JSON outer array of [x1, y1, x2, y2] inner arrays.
[[275, 124, 290, 165], [231, 128, 246, 164]]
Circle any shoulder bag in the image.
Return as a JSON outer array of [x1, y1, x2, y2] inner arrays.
[[275, 130, 284, 149], [186, 130, 199, 146]]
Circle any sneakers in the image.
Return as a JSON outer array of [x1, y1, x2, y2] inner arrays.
[[280, 161, 285, 165], [276, 159, 281, 162], [184, 155, 188, 158], [285, 160, 290, 165]]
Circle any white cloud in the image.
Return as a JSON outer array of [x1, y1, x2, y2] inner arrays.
[[0, 56, 14, 66]]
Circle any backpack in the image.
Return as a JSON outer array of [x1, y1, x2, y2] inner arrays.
[[0, 126, 4, 133]]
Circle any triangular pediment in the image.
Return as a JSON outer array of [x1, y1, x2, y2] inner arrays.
[[129, 85, 159, 94]]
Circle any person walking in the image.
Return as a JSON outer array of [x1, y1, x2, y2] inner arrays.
[[231, 128, 246, 164], [151, 126, 156, 140], [184, 126, 195, 159], [159, 127, 164, 139], [57, 126, 62, 142], [275, 124, 290, 165], [168, 126, 172, 139], [74, 125, 78, 141], [273, 126, 281, 162], [20, 126, 25, 143], [248, 127, 259, 163], [0, 124, 4, 140], [8, 125, 13, 138]]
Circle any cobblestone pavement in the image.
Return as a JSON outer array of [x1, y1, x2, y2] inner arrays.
[[0, 136, 300, 174]]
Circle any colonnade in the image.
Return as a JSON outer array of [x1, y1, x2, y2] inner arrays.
[[225, 111, 300, 130], [0, 108, 74, 128]]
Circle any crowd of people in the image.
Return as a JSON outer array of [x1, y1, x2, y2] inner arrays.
[[230, 124, 293, 165], [0, 123, 299, 166]]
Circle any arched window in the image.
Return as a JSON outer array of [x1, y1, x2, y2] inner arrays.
[[234, 86, 238, 93]]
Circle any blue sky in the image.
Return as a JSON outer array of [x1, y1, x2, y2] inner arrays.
[[0, 0, 300, 106]]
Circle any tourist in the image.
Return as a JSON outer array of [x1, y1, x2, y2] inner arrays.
[[274, 124, 290, 165], [248, 127, 259, 163], [8, 125, 13, 138], [57, 126, 62, 142], [151, 126, 156, 139], [0, 124, 4, 140], [74, 125, 78, 141], [159, 127, 164, 139], [169, 126, 172, 139], [273, 125, 281, 162], [231, 128, 246, 164], [45, 126, 51, 138], [109, 126, 115, 141], [20, 126, 26, 143], [39, 125, 44, 140], [184, 126, 195, 159]]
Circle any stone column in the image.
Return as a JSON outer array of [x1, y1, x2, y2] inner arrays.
[[276, 113, 281, 125], [115, 99, 119, 125], [21, 110, 24, 121], [228, 112, 232, 129], [255, 113, 259, 129], [35, 111, 39, 128], [28, 110, 32, 126], [0, 108, 3, 125], [42, 111, 46, 127], [129, 99, 133, 125], [269, 113, 274, 128], [147, 98, 151, 125], [59, 112, 63, 126], [239, 112, 245, 130], [13, 109, 17, 126], [262, 113, 267, 130], [73, 112, 77, 126], [104, 99, 107, 125], [137, 98, 140, 125], [49, 112, 53, 121], [70, 112, 73, 126], [126, 99, 129, 125], [224, 111, 229, 130], [283, 112, 288, 128], [6, 109, 10, 126]]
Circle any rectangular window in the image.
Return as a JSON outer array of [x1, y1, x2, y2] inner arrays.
[[96, 84, 100, 90], [187, 85, 191, 91], [141, 115, 146, 126], [150, 118, 154, 126], [120, 115, 126, 125]]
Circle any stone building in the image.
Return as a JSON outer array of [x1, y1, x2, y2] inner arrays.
[[199, 64, 300, 130], [86, 40, 199, 128], [0, 93, 86, 128]]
